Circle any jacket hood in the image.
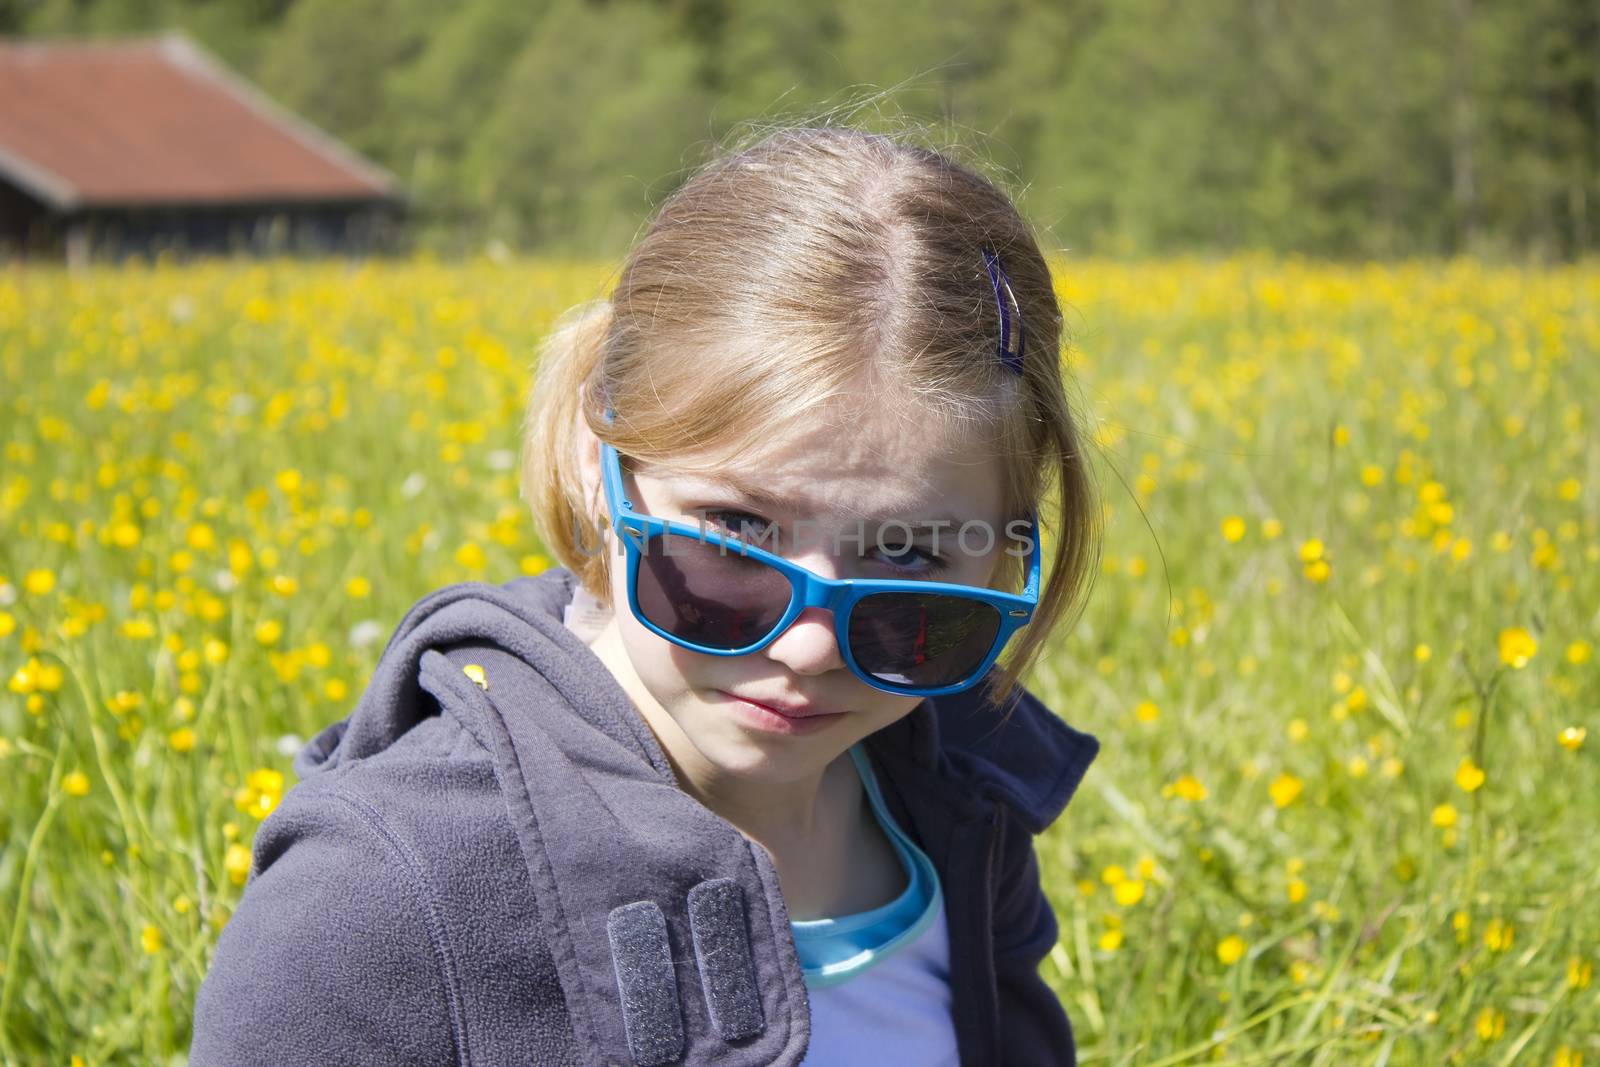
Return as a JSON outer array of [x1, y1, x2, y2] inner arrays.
[[287, 566, 1098, 1066], [294, 568, 674, 783]]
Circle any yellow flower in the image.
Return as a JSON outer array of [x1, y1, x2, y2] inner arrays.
[[1220, 516, 1246, 542], [224, 843, 252, 886], [1483, 917, 1513, 952], [1286, 718, 1309, 742], [1098, 928, 1123, 951], [34, 662, 62, 692], [1268, 772, 1303, 809], [1261, 518, 1282, 539], [1298, 539, 1324, 563], [1567, 639, 1592, 665], [140, 923, 162, 954], [455, 541, 488, 571], [1553, 1045, 1582, 1067], [1558, 726, 1586, 751], [1431, 803, 1457, 828], [1568, 955, 1593, 989], [1303, 559, 1331, 583], [1169, 774, 1207, 802], [254, 619, 283, 646], [120, 618, 156, 640], [1474, 1006, 1504, 1041], [1454, 757, 1485, 793], [1497, 626, 1536, 669], [1133, 700, 1159, 723], [234, 767, 286, 819], [1100, 864, 1126, 886], [1216, 935, 1246, 965], [186, 523, 216, 551], [1112, 879, 1145, 907], [8, 659, 38, 694], [110, 520, 140, 547], [1556, 477, 1581, 501], [168, 727, 196, 753], [24, 568, 56, 596], [345, 576, 371, 598], [62, 771, 90, 797], [1287, 878, 1307, 903]]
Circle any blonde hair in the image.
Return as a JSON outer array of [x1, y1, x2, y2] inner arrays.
[[521, 122, 1102, 713]]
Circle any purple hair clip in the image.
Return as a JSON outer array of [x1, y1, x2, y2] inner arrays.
[[983, 248, 1025, 375]]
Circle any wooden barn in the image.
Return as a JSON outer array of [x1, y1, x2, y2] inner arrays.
[[0, 32, 405, 264]]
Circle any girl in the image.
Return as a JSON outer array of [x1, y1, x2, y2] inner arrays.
[[192, 124, 1103, 1066]]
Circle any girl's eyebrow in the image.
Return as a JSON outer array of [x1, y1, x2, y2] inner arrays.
[[686, 474, 963, 530]]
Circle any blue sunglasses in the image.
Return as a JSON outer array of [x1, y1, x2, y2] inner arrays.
[[598, 439, 1039, 697]]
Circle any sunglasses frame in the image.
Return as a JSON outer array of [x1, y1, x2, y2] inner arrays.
[[598, 440, 1039, 697]]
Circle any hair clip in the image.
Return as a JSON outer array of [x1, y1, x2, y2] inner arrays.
[[982, 248, 1025, 375]]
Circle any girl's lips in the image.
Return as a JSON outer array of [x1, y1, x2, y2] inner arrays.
[[718, 692, 847, 735], [718, 691, 841, 719]]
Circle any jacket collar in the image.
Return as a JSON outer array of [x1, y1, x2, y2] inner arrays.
[[861, 671, 1098, 834]]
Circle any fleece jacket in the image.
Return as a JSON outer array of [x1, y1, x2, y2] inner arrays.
[[189, 567, 1100, 1066]]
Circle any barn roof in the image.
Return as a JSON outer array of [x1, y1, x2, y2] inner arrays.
[[0, 32, 400, 211]]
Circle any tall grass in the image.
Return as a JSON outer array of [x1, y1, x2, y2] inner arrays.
[[0, 255, 1593, 1065]]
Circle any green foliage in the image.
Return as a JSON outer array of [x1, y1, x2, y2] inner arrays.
[[6, 0, 1599, 259]]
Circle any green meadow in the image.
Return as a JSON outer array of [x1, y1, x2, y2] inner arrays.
[[0, 256, 1594, 1065]]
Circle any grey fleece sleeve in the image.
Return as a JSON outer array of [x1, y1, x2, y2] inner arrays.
[[190, 784, 461, 1067], [991, 808, 1078, 1067]]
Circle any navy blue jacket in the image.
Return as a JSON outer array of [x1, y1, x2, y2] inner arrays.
[[190, 567, 1099, 1065]]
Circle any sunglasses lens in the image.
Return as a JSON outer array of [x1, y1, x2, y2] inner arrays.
[[848, 592, 1002, 690], [633, 530, 792, 650]]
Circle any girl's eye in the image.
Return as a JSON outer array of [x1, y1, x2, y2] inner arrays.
[[876, 540, 950, 575], [701, 509, 772, 542]]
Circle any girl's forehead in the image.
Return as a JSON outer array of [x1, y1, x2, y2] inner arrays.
[[641, 414, 1006, 523]]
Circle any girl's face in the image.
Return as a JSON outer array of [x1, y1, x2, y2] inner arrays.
[[578, 409, 1010, 792]]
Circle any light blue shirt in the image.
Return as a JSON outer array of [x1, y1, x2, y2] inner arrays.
[[792, 744, 959, 1065]]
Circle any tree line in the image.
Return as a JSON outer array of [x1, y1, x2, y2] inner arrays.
[[5, 0, 1596, 260]]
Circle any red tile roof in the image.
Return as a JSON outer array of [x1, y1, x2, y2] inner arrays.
[[0, 32, 399, 210]]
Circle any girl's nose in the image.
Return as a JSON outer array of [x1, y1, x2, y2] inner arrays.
[[762, 606, 846, 677], [760, 546, 845, 676]]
